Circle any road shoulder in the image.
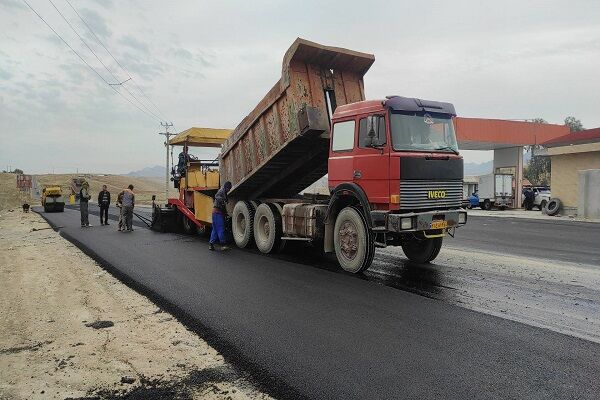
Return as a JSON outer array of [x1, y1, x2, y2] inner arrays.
[[0, 209, 271, 400]]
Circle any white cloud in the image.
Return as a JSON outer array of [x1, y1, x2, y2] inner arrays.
[[1, 0, 599, 172]]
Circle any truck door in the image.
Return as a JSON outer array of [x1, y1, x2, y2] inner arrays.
[[328, 119, 357, 188], [353, 115, 390, 207]]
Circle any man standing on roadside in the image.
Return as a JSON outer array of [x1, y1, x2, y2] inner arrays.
[[98, 185, 111, 225], [116, 190, 124, 231], [209, 181, 231, 251], [79, 180, 92, 227], [121, 184, 135, 232]]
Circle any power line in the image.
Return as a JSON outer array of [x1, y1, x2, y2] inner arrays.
[[47, 0, 163, 121], [64, 0, 169, 121], [21, 0, 160, 122]]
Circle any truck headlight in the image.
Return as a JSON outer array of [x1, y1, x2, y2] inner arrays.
[[458, 212, 467, 224], [400, 217, 413, 230]]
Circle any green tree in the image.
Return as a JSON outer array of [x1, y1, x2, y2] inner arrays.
[[523, 117, 550, 185], [524, 156, 551, 186], [12, 168, 24, 174], [530, 118, 547, 124], [564, 116, 584, 132]]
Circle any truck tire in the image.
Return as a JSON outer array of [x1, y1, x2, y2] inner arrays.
[[546, 198, 561, 216], [253, 203, 283, 254], [333, 207, 375, 274], [539, 200, 547, 211], [482, 199, 492, 210], [402, 237, 443, 264], [232, 200, 255, 248], [181, 213, 197, 234]]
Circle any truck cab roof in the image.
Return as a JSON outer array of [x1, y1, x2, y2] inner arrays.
[[333, 96, 456, 120]]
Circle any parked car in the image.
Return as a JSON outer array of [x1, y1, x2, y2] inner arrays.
[[533, 187, 551, 210]]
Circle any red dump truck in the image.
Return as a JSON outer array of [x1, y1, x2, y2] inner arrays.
[[156, 38, 467, 273]]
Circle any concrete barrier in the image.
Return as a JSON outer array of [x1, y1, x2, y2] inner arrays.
[[578, 169, 600, 219]]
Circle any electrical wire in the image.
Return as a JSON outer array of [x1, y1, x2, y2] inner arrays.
[[64, 0, 169, 122], [47, 0, 163, 121], [21, 0, 161, 122]]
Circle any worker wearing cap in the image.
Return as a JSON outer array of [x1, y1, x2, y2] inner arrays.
[[209, 181, 232, 251], [79, 180, 92, 227]]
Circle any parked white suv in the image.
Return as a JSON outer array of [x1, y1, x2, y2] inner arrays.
[[533, 187, 551, 210]]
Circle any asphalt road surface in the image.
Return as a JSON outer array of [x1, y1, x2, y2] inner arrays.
[[39, 206, 600, 399]]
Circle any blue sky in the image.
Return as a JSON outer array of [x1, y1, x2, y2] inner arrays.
[[1, 0, 599, 173]]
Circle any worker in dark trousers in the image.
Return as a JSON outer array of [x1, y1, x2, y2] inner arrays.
[[98, 185, 111, 225], [79, 180, 91, 227], [209, 181, 232, 251], [121, 185, 135, 232], [523, 188, 535, 210], [116, 190, 124, 231]]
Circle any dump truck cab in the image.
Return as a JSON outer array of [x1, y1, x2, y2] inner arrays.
[[325, 95, 467, 268]]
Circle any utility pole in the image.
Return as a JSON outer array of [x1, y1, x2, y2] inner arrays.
[[158, 122, 174, 202]]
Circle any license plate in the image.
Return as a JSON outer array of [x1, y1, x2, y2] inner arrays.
[[430, 220, 448, 229]]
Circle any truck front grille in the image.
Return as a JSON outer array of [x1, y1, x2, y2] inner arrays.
[[400, 180, 463, 210]]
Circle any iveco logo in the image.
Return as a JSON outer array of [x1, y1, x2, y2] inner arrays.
[[427, 190, 447, 199]]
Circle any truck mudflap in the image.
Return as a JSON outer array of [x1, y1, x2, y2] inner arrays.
[[385, 209, 467, 233]]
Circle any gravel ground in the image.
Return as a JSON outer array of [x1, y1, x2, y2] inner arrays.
[[0, 209, 272, 400]]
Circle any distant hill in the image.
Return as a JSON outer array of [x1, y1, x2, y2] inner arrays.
[[464, 160, 493, 176], [126, 165, 165, 178]]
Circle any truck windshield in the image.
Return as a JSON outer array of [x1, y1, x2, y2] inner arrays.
[[390, 111, 458, 153]]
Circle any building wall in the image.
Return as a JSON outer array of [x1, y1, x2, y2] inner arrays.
[[493, 147, 523, 207], [579, 169, 600, 219], [551, 151, 600, 208]]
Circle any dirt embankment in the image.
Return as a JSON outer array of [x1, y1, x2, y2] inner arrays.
[[0, 173, 178, 210], [34, 174, 176, 205], [0, 210, 271, 400], [0, 173, 33, 211]]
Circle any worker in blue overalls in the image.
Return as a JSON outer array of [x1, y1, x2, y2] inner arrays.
[[209, 181, 232, 251]]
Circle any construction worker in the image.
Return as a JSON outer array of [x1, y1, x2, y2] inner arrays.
[[98, 185, 111, 225], [209, 181, 232, 251], [121, 185, 135, 232], [116, 190, 124, 231], [177, 144, 190, 177], [79, 180, 92, 227]]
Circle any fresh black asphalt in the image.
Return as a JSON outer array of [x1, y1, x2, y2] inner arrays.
[[38, 207, 600, 399], [450, 214, 600, 266]]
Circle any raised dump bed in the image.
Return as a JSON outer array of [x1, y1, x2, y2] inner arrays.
[[220, 38, 375, 199]]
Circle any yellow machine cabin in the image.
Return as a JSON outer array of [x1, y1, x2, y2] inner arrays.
[[168, 127, 231, 230]]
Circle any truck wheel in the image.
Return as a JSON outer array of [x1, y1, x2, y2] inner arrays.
[[483, 199, 492, 210], [181, 213, 196, 234], [539, 200, 547, 211], [253, 203, 282, 254], [402, 237, 443, 264], [546, 198, 561, 216], [232, 201, 255, 248], [333, 207, 374, 274]]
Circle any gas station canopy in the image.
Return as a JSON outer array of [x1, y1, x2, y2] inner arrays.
[[169, 127, 232, 147], [454, 117, 569, 150]]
